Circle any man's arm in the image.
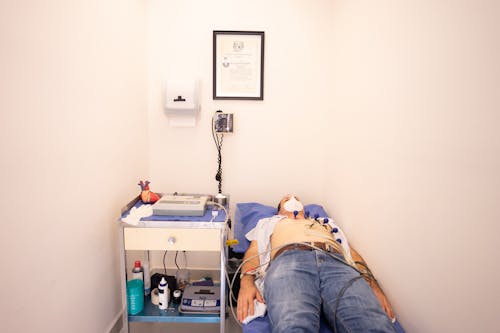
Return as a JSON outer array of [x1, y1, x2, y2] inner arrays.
[[237, 240, 265, 323], [350, 247, 395, 320]]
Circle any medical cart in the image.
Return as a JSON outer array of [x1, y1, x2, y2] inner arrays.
[[118, 196, 228, 333]]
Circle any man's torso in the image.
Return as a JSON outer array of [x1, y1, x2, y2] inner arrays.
[[270, 218, 336, 259]]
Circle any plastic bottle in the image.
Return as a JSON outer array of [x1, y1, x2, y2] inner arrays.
[[132, 260, 144, 284], [126, 279, 144, 315], [143, 259, 151, 296], [158, 277, 170, 310]]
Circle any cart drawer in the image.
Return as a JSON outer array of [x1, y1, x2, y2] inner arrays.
[[124, 227, 221, 251]]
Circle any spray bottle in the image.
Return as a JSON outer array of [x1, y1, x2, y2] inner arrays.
[[158, 277, 169, 310]]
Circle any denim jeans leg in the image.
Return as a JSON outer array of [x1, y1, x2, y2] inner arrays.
[[264, 250, 322, 333], [317, 252, 396, 333]]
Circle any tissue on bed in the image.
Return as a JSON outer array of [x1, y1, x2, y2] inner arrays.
[[233, 202, 328, 253], [242, 300, 267, 324]]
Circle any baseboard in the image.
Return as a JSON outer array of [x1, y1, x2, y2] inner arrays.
[[106, 306, 125, 333]]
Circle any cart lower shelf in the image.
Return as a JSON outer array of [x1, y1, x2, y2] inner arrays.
[[128, 295, 225, 323]]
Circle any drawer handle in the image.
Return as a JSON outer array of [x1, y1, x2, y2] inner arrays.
[[167, 236, 176, 245]]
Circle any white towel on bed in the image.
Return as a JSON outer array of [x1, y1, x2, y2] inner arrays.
[[242, 300, 267, 324]]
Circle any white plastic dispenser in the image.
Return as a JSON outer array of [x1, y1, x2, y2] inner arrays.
[[164, 79, 200, 127], [158, 277, 169, 310]]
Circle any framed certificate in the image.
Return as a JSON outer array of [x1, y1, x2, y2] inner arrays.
[[213, 31, 264, 100]]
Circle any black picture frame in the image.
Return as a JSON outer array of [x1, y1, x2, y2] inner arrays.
[[213, 31, 264, 100]]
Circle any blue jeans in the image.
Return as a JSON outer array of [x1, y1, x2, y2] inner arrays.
[[264, 250, 396, 333]]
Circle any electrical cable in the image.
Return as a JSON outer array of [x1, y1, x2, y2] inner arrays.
[[207, 200, 231, 239], [219, 247, 240, 326], [175, 251, 188, 287], [216, 135, 223, 194], [162, 249, 168, 275], [211, 112, 224, 194], [331, 275, 364, 333], [207, 201, 228, 222], [354, 260, 377, 283], [175, 251, 180, 270]]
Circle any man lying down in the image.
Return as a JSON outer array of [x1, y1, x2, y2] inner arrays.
[[237, 194, 397, 333]]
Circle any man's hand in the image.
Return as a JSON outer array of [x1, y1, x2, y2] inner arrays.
[[350, 247, 396, 321], [237, 276, 265, 323], [237, 240, 265, 323], [370, 281, 396, 320]]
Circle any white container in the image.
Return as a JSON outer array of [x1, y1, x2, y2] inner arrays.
[[158, 277, 170, 310], [143, 259, 151, 296]]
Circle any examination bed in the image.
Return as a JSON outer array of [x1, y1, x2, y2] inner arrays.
[[233, 202, 406, 333]]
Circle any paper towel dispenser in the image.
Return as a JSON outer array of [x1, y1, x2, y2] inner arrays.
[[165, 80, 200, 127]]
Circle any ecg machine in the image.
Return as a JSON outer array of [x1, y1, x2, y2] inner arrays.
[[152, 194, 208, 216]]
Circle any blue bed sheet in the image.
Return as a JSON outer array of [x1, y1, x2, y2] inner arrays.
[[243, 315, 406, 333]]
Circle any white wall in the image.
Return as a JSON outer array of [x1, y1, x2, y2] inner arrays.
[[325, 1, 500, 332], [0, 1, 148, 332], [146, 0, 335, 207]]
